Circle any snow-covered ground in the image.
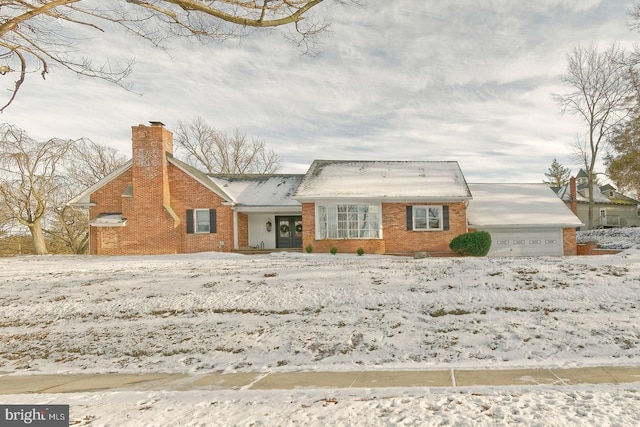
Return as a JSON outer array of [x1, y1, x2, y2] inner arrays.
[[1, 228, 639, 426]]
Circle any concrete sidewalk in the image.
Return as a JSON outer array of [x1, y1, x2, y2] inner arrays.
[[1, 366, 639, 395]]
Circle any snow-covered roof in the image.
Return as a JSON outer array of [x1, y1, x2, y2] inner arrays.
[[293, 160, 471, 201], [210, 175, 304, 208], [555, 183, 639, 205], [90, 213, 127, 227], [468, 183, 584, 228]]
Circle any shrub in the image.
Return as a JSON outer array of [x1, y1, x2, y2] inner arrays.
[[305, 244, 313, 254], [449, 231, 491, 256], [330, 246, 338, 255], [356, 247, 364, 256]]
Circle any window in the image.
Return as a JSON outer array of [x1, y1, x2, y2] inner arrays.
[[317, 204, 381, 239], [195, 209, 210, 233], [412, 206, 443, 231], [186, 209, 216, 234]]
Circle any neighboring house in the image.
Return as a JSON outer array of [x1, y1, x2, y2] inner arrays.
[[69, 122, 583, 256], [553, 169, 640, 229]]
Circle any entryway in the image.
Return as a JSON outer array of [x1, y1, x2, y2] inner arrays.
[[276, 216, 303, 249]]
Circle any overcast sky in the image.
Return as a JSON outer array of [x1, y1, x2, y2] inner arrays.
[[2, 0, 639, 182]]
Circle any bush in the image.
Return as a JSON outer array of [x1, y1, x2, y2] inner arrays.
[[305, 244, 313, 253], [356, 247, 364, 256], [449, 231, 491, 256], [330, 246, 338, 255]]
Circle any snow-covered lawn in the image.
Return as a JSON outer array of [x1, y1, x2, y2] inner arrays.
[[1, 228, 639, 426]]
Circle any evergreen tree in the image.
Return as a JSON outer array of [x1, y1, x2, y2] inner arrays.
[[543, 158, 571, 187]]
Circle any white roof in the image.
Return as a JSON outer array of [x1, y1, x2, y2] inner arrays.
[[293, 160, 471, 201], [210, 175, 303, 207], [555, 184, 611, 203], [468, 183, 584, 228], [90, 213, 127, 227]]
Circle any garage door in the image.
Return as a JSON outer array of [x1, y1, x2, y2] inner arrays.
[[483, 228, 563, 256]]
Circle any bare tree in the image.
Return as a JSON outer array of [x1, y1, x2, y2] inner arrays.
[[553, 44, 634, 229], [175, 116, 280, 174], [46, 181, 90, 254], [65, 137, 127, 189], [46, 137, 127, 254], [0, 124, 71, 254], [0, 0, 337, 112]]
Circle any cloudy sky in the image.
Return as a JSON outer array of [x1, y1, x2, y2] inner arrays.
[[2, 0, 639, 182]]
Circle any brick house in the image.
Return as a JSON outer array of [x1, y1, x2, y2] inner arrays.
[[292, 160, 472, 256], [70, 122, 583, 256]]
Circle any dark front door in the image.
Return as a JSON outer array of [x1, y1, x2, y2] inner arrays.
[[276, 216, 303, 249]]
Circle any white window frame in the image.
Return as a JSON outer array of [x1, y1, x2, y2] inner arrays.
[[194, 209, 211, 233], [316, 203, 381, 239], [413, 205, 443, 231]]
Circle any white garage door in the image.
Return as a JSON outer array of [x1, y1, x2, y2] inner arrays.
[[483, 228, 563, 256]]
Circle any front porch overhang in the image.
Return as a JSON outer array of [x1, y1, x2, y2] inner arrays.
[[90, 213, 127, 227], [231, 205, 302, 250], [233, 205, 302, 214]]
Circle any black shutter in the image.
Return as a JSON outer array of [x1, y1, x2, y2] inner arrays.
[[406, 206, 413, 231], [209, 209, 217, 234], [443, 206, 449, 230], [186, 209, 194, 234]]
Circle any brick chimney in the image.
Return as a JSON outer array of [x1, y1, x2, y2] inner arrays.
[[131, 122, 173, 209], [569, 176, 577, 215]]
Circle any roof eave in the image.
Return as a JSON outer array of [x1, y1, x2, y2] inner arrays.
[[234, 206, 303, 213], [68, 160, 132, 206], [470, 222, 585, 229], [293, 195, 472, 202]]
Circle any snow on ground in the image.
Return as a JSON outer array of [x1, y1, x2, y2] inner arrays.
[[578, 227, 640, 250], [1, 228, 639, 426]]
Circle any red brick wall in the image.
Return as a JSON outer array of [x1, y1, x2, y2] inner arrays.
[[312, 238, 386, 254], [168, 164, 234, 253], [576, 241, 621, 255], [237, 213, 249, 248], [131, 124, 173, 209], [563, 228, 577, 256], [88, 123, 237, 255], [301, 201, 468, 255], [89, 169, 132, 254], [383, 202, 467, 254], [88, 163, 236, 254], [301, 203, 316, 251]]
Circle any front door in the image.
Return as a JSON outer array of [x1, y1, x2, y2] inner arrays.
[[276, 216, 303, 249]]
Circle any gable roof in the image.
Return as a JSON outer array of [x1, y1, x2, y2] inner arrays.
[[468, 183, 584, 228], [68, 155, 236, 207], [576, 169, 588, 179], [209, 174, 304, 209], [68, 160, 133, 206], [554, 182, 640, 205], [554, 183, 612, 204], [293, 160, 472, 201]]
